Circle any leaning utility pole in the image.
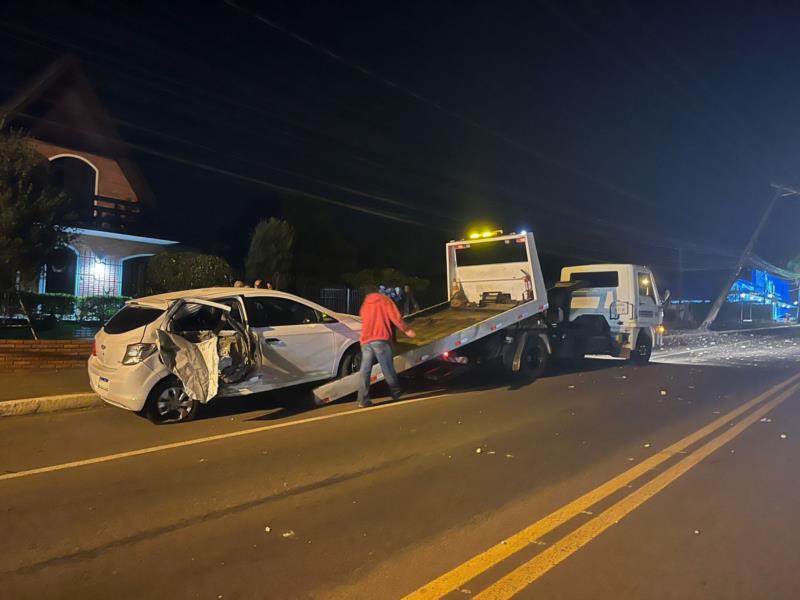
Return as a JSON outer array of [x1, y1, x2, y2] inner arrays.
[[699, 184, 797, 330]]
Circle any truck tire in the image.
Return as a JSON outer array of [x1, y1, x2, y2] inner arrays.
[[630, 332, 652, 365], [514, 335, 548, 382], [143, 376, 200, 424]]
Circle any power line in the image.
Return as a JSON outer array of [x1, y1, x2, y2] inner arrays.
[[223, 0, 658, 208], [9, 112, 444, 230]]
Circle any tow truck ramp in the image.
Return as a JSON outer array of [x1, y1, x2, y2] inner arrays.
[[312, 299, 545, 405]]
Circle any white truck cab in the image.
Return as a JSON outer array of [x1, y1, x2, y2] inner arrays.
[[549, 264, 667, 363]]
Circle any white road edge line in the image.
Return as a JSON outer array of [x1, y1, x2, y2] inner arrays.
[[0, 392, 454, 482]]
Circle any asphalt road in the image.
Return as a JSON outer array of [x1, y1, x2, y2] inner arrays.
[[2, 329, 800, 599]]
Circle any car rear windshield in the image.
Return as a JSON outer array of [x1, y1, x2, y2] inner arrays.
[[569, 271, 619, 287], [103, 306, 164, 334], [455, 239, 529, 266]]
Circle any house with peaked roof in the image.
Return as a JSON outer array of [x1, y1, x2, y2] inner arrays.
[[2, 56, 178, 298]]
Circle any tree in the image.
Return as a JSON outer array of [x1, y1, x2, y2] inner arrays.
[[146, 251, 233, 293], [245, 218, 295, 290], [280, 197, 357, 286], [0, 124, 75, 290]]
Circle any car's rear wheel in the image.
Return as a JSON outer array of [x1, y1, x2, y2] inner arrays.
[[338, 344, 362, 378], [144, 376, 199, 424]]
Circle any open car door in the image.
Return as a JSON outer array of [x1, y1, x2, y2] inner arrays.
[[157, 297, 256, 403]]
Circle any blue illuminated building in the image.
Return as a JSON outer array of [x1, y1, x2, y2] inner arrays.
[[727, 269, 798, 321]]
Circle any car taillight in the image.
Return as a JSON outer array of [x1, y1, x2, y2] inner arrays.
[[91, 341, 96, 356]]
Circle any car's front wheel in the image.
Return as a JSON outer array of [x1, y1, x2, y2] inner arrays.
[[144, 376, 199, 424]]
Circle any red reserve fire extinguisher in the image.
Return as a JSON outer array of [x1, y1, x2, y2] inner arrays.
[[523, 272, 533, 301]]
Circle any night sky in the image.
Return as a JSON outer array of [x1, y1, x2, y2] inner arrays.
[[3, 0, 800, 290]]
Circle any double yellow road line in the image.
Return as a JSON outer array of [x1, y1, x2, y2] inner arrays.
[[406, 372, 800, 599]]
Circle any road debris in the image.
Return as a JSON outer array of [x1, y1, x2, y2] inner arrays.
[[264, 526, 272, 533], [780, 433, 788, 439], [505, 453, 515, 459], [659, 389, 668, 396], [643, 443, 651, 448], [693, 529, 700, 535], [282, 530, 295, 538], [759, 417, 772, 423], [475, 447, 482, 454]]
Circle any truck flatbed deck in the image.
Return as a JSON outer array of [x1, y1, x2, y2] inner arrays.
[[312, 299, 543, 405], [395, 304, 509, 352]]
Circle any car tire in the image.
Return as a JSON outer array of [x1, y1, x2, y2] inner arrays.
[[338, 344, 362, 378], [144, 376, 200, 424], [514, 335, 548, 382], [630, 332, 652, 364]]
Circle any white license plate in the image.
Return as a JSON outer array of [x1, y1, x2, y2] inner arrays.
[[97, 377, 109, 391]]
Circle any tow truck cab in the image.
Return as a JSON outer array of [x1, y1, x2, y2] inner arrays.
[[547, 264, 667, 363]]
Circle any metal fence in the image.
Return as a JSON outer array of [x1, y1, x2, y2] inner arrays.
[[316, 287, 366, 315]]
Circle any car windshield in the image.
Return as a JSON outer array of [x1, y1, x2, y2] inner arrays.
[[103, 306, 164, 334]]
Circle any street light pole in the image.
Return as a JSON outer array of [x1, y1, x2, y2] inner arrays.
[[699, 184, 799, 331]]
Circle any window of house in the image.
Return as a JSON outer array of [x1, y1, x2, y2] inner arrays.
[[44, 247, 77, 294], [50, 157, 96, 220], [245, 297, 320, 327]]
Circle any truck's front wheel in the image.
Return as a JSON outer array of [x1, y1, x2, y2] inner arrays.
[[630, 332, 652, 364], [514, 335, 548, 382]]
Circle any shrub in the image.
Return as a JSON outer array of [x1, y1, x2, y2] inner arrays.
[[15, 292, 76, 319], [78, 295, 129, 323], [37, 293, 76, 319], [146, 251, 233, 294]]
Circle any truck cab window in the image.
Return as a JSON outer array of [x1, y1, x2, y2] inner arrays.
[[568, 271, 619, 287], [638, 273, 656, 301]]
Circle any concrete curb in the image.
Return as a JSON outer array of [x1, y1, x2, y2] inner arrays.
[[0, 393, 103, 417]]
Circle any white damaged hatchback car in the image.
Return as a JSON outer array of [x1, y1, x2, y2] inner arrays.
[[88, 287, 362, 424]]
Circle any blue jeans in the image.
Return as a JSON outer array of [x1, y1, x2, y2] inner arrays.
[[357, 340, 401, 403]]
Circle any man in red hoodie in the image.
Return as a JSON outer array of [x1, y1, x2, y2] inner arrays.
[[357, 289, 416, 407]]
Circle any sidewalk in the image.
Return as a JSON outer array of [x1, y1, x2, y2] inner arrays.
[[665, 322, 800, 340], [0, 368, 101, 417]]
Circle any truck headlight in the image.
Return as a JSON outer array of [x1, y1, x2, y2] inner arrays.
[[122, 343, 157, 365]]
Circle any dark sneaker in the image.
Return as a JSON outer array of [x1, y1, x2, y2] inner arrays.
[[391, 392, 402, 402], [358, 399, 373, 408]]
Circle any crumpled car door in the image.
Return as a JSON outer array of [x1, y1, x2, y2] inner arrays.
[[157, 298, 234, 403]]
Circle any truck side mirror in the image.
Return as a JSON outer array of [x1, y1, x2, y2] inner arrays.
[[662, 289, 671, 304]]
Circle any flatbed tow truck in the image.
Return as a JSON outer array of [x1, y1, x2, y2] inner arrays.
[[313, 230, 552, 405]]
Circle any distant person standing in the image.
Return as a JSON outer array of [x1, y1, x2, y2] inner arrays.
[[233, 280, 245, 288], [357, 289, 416, 408], [253, 279, 264, 289], [402, 284, 420, 316]]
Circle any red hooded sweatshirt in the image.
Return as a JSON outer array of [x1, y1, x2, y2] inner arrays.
[[359, 293, 410, 345]]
